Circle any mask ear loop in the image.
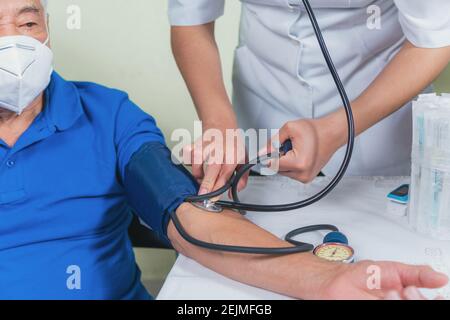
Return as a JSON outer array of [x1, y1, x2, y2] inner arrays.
[[42, 13, 50, 46]]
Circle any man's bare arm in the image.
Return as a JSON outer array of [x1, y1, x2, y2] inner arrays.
[[167, 203, 448, 300]]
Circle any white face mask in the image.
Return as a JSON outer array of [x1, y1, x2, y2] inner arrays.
[[0, 35, 53, 115]]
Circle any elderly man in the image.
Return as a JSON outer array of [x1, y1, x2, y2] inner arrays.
[[0, 0, 447, 300]]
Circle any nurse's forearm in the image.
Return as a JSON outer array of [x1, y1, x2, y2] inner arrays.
[[171, 24, 237, 129], [167, 203, 333, 300], [329, 41, 450, 146]]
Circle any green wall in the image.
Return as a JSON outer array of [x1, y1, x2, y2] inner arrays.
[[48, 0, 450, 141], [436, 66, 450, 93], [47, 0, 241, 146]]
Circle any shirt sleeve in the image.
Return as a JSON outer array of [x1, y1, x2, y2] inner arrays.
[[394, 0, 450, 48], [114, 94, 166, 181], [168, 0, 225, 26]]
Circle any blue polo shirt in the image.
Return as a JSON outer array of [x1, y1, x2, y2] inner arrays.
[[0, 72, 167, 299]]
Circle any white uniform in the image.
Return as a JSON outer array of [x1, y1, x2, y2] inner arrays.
[[169, 0, 450, 176]]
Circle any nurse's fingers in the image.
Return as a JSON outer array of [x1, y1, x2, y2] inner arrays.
[[185, 140, 207, 180], [278, 163, 319, 184], [281, 149, 319, 183], [213, 164, 237, 196], [262, 132, 303, 175], [278, 170, 310, 183], [271, 120, 305, 154], [263, 132, 287, 156], [277, 151, 304, 171], [199, 163, 222, 195], [181, 143, 194, 166], [221, 167, 249, 199], [236, 169, 249, 192], [190, 139, 219, 181]]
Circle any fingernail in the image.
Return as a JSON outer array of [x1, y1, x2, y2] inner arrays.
[[425, 269, 449, 285], [385, 291, 401, 300], [436, 272, 449, 282], [198, 188, 208, 195], [404, 287, 422, 300]]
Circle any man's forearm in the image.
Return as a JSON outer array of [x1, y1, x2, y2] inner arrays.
[[171, 24, 237, 129], [167, 203, 337, 300], [327, 41, 450, 147]]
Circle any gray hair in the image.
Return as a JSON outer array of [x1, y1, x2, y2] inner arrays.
[[41, 0, 47, 11]]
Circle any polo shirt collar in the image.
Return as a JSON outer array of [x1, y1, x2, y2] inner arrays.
[[42, 72, 85, 132]]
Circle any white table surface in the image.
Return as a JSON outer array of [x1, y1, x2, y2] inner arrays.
[[157, 176, 450, 300]]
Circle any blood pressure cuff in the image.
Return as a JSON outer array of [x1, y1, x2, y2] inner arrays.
[[124, 142, 199, 245]]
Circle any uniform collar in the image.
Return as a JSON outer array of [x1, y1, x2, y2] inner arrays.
[[42, 71, 85, 132]]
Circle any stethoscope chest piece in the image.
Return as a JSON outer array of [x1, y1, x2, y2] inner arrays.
[[192, 200, 224, 213]]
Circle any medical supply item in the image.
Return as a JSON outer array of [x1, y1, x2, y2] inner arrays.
[[388, 184, 409, 204], [409, 93, 450, 240], [125, 142, 200, 246], [288, 227, 355, 263], [386, 184, 409, 217], [313, 242, 354, 263], [0, 35, 53, 114]]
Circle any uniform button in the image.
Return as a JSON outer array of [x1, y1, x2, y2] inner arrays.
[[6, 160, 15, 168]]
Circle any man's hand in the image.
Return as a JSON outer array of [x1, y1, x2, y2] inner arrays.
[[309, 260, 448, 300], [169, 205, 448, 300], [266, 116, 345, 183]]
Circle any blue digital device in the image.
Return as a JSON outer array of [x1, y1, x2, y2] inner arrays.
[[387, 184, 409, 204]]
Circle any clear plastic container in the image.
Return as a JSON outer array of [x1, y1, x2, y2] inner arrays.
[[412, 164, 450, 240], [408, 94, 450, 240]]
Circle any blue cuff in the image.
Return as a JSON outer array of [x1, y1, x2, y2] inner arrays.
[[124, 142, 199, 245]]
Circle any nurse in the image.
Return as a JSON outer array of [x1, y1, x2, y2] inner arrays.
[[169, 0, 450, 194]]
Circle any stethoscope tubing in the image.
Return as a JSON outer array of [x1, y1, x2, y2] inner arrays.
[[172, 0, 355, 255]]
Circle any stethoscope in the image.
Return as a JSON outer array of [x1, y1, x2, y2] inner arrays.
[[169, 0, 356, 260]]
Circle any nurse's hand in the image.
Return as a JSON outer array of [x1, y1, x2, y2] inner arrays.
[[266, 117, 343, 183], [183, 127, 249, 195]]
